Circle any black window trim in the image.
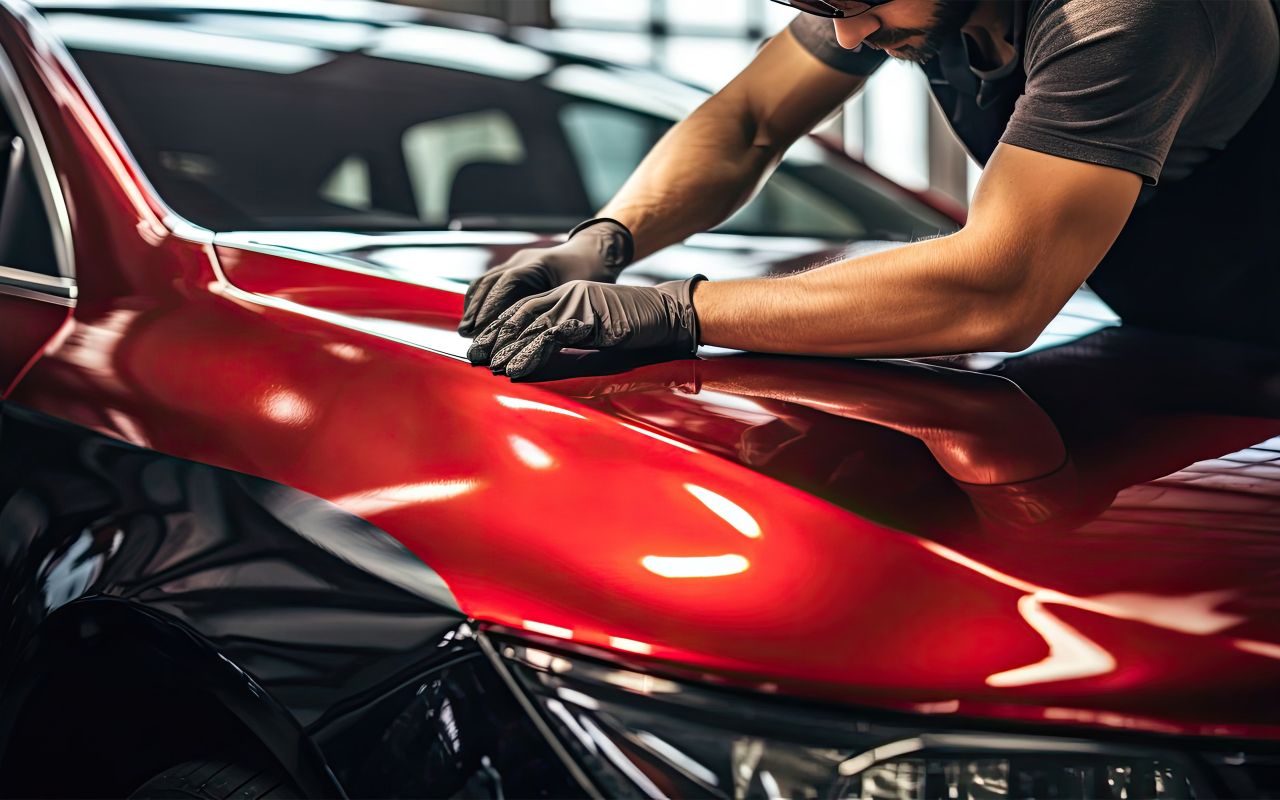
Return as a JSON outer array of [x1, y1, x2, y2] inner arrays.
[[0, 2, 75, 302]]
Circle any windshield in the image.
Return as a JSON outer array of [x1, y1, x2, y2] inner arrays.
[[46, 8, 956, 239]]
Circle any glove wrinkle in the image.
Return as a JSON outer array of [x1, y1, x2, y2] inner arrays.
[[468, 276, 706, 379], [458, 220, 632, 335]]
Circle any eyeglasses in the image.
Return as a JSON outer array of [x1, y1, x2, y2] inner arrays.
[[767, 0, 895, 18]]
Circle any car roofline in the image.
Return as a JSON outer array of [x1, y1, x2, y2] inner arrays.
[[27, 0, 515, 34]]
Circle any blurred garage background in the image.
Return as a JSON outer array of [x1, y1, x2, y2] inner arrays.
[[397, 0, 979, 208]]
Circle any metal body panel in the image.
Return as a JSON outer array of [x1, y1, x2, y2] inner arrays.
[[0, 294, 67, 393]]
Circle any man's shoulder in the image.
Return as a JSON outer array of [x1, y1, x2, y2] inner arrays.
[[1023, 0, 1214, 67], [1027, 0, 1204, 26], [787, 11, 887, 77]]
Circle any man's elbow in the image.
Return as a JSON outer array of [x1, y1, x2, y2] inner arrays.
[[963, 285, 1055, 354], [987, 318, 1045, 353], [952, 243, 1073, 353]]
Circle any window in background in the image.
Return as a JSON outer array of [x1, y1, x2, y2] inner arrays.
[[659, 37, 761, 91], [968, 157, 983, 203], [558, 101, 886, 239], [660, 0, 752, 36], [560, 103, 661, 209], [549, 0, 654, 31], [721, 171, 867, 238], [402, 110, 526, 224], [319, 155, 372, 211], [863, 61, 930, 192]]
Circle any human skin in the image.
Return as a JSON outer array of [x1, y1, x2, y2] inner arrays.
[[598, 1, 1143, 357]]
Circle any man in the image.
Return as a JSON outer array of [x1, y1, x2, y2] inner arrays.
[[462, 0, 1279, 380]]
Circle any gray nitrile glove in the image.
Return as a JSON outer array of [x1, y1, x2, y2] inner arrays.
[[457, 218, 635, 336], [468, 276, 706, 380]]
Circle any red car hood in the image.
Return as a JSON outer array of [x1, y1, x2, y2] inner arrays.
[[198, 233, 1280, 738]]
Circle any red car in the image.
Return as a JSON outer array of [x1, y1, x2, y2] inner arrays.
[[2, 2, 1278, 798]]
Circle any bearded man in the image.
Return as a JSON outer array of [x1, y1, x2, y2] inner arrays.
[[461, 0, 1279, 380]]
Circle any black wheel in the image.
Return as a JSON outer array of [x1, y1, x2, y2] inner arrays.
[[129, 760, 302, 800]]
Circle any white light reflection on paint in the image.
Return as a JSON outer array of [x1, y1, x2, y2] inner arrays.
[[509, 435, 555, 469], [685, 389, 775, 422], [495, 395, 588, 419], [921, 541, 1246, 688], [608, 636, 653, 655], [985, 595, 1116, 687], [105, 409, 151, 449], [684, 484, 761, 538], [334, 480, 481, 515], [619, 422, 699, 453], [522, 620, 573, 639], [912, 699, 961, 714], [260, 388, 314, 426], [324, 342, 370, 363], [1235, 639, 1280, 660], [922, 543, 1116, 686], [55, 308, 137, 380], [1086, 589, 1244, 635], [1041, 707, 1182, 735], [641, 554, 749, 579]]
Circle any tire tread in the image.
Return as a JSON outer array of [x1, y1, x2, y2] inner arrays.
[[129, 759, 300, 800]]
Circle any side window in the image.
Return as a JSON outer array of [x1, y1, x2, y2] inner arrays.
[[319, 155, 373, 212], [560, 103, 663, 210], [719, 170, 867, 238], [402, 109, 526, 225], [560, 100, 867, 239], [0, 103, 59, 277]]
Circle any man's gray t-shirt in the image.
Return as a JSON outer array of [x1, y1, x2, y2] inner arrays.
[[790, 0, 1278, 185], [789, 0, 1280, 344]]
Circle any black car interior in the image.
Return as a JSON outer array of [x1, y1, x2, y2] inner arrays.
[[0, 104, 58, 277]]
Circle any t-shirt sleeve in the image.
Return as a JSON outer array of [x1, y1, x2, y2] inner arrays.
[[1002, 0, 1215, 184], [787, 12, 887, 76]]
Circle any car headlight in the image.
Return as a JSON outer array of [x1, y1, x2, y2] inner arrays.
[[487, 634, 1277, 799]]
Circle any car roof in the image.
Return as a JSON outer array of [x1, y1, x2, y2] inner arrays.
[[31, 0, 426, 23]]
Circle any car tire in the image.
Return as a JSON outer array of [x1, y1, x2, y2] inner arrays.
[[129, 760, 302, 800]]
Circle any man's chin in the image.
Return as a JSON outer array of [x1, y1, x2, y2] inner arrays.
[[865, 35, 935, 64], [884, 44, 936, 64]]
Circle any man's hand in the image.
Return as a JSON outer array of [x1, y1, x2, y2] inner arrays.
[[467, 277, 704, 380], [458, 219, 634, 336]]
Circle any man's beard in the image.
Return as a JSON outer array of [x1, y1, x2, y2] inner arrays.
[[864, 0, 978, 64]]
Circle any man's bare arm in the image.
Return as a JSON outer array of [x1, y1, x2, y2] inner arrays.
[[694, 143, 1144, 355], [600, 28, 865, 260]]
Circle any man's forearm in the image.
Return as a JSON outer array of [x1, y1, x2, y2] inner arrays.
[[599, 28, 867, 260], [694, 230, 1036, 357], [598, 99, 781, 261]]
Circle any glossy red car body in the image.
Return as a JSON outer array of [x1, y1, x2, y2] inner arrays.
[[2, 0, 1279, 749]]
